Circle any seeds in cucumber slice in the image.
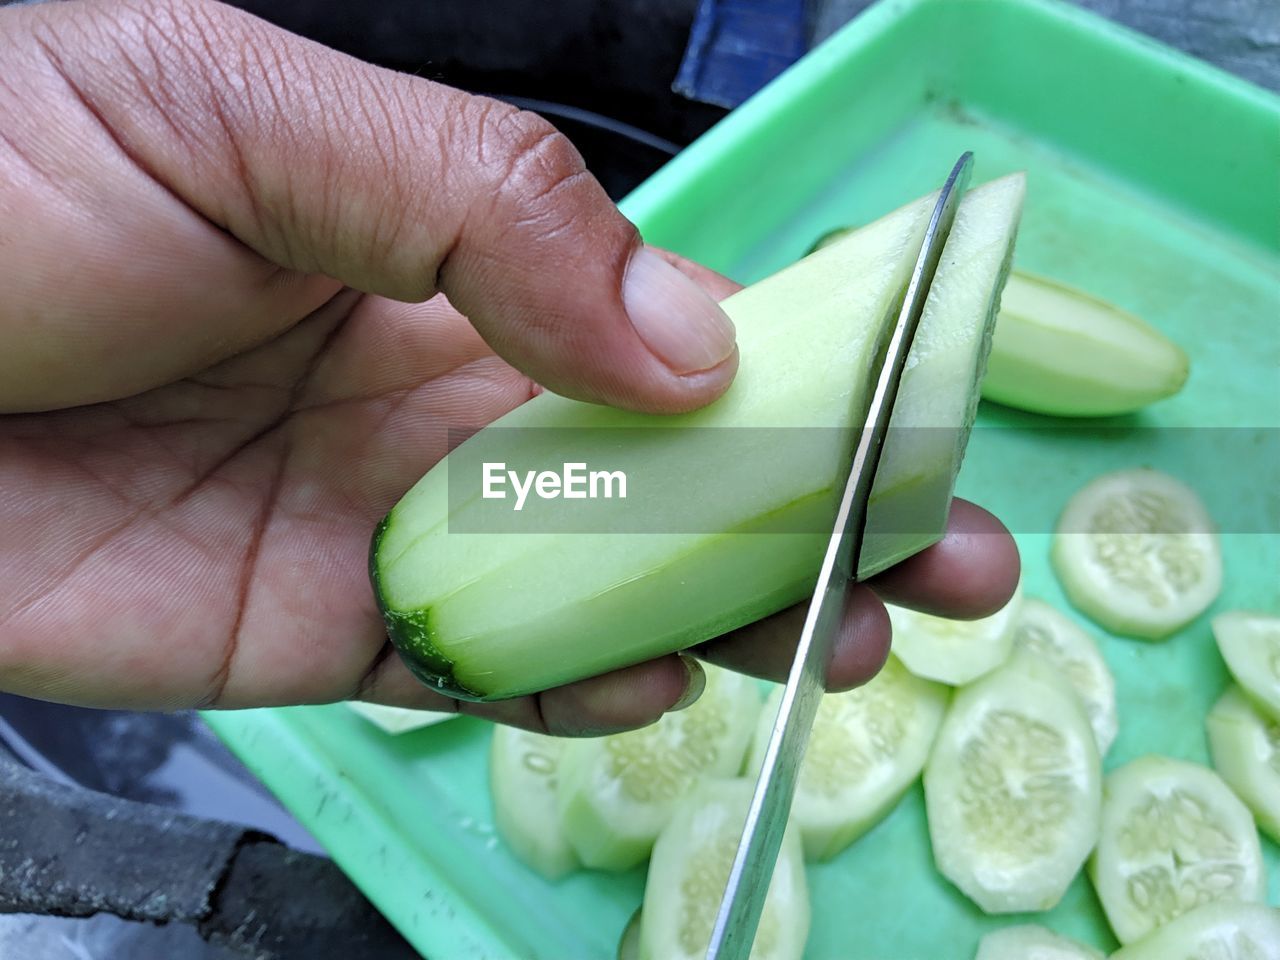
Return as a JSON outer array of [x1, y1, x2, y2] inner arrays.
[[1108, 901, 1280, 960], [488, 725, 580, 880], [370, 175, 1025, 700], [1213, 610, 1280, 721], [1012, 598, 1118, 756], [887, 585, 1021, 686], [980, 270, 1188, 417], [1051, 469, 1222, 640], [1090, 755, 1266, 945], [1207, 685, 1280, 844], [924, 652, 1101, 913], [638, 777, 809, 960], [556, 664, 761, 871], [974, 924, 1103, 960], [746, 655, 948, 860]]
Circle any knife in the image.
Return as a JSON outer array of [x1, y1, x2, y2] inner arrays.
[[704, 151, 975, 960]]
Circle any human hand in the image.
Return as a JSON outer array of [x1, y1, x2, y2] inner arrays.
[[0, 0, 1019, 733]]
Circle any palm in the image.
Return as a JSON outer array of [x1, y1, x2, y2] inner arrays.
[[0, 290, 535, 709]]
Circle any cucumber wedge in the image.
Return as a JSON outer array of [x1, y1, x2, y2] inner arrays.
[[1213, 610, 1280, 721], [638, 777, 809, 960], [371, 175, 1025, 700], [556, 664, 761, 871], [746, 655, 949, 860], [974, 925, 1103, 960], [1090, 755, 1266, 945], [1052, 469, 1222, 640], [981, 270, 1188, 417], [1108, 902, 1280, 960], [489, 725, 580, 880], [1207, 685, 1280, 844], [887, 585, 1021, 686], [924, 652, 1101, 914], [1012, 598, 1118, 756]]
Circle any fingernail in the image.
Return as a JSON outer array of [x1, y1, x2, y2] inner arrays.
[[623, 247, 736, 374], [669, 654, 706, 712]]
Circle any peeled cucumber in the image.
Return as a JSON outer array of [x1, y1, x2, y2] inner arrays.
[[638, 777, 809, 960], [555, 664, 761, 871], [1107, 902, 1280, 960], [488, 725, 580, 880], [1207, 684, 1280, 844], [371, 175, 1025, 700], [887, 584, 1021, 686]]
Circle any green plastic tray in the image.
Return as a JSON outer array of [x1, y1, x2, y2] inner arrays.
[[203, 0, 1280, 956]]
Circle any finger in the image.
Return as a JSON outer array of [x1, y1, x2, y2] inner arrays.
[[867, 498, 1021, 619], [652, 248, 745, 302], [18, 0, 737, 414]]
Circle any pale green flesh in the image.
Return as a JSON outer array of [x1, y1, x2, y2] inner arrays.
[[1207, 685, 1280, 844], [887, 584, 1021, 686], [1214, 610, 1280, 721], [638, 777, 809, 960], [974, 924, 1103, 960], [1108, 902, 1280, 960], [1089, 755, 1266, 945], [747, 655, 948, 860], [555, 665, 761, 871], [372, 175, 1026, 699], [488, 725, 580, 880], [923, 652, 1101, 915], [981, 269, 1189, 417]]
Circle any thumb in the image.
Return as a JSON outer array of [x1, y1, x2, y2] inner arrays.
[[27, 0, 738, 413]]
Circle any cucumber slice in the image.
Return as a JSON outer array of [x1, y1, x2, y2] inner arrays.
[[1108, 902, 1280, 960], [345, 701, 457, 734], [1207, 685, 1280, 844], [617, 909, 642, 960], [1090, 755, 1266, 945], [1012, 598, 1118, 756], [556, 664, 761, 871], [887, 585, 1021, 686], [981, 270, 1188, 417], [638, 777, 809, 960], [746, 655, 948, 860], [1213, 610, 1280, 721], [974, 925, 1103, 960], [1051, 469, 1222, 640], [924, 652, 1101, 913], [488, 725, 580, 880], [371, 175, 1025, 701]]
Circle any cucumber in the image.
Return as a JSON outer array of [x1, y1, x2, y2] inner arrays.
[[1090, 755, 1266, 945], [1011, 598, 1118, 756], [1207, 685, 1280, 844], [1051, 469, 1222, 640], [923, 652, 1101, 914], [974, 925, 1103, 960], [746, 654, 949, 860], [555, 664, 761, 871], [887, 584, 1021, 686], [1108, 901, 1280, 960], [637, 777, 809, 960], [370, 175, 1026, 700], [488, 725, 580, 880], [980, 270, 1188, 417], [345, 701, 457, 734], [617, 909, 642, 960], [1213, 610, 1280, 721]]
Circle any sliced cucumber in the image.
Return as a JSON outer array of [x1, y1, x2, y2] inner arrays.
[[1207, 685, 1280, 844], [981, 269, 1189, 417], [1213, 610, 1280, 721], [617, 909, 642, 960], [556, 664, 761, 871], [887, 585, 1021, 686], [638, 777, 809, 960], [371, 175, 1025, 701], [1108, 901, 1280, 960], [746, 655, 949, 860], [1012, 598, 1118, 756], [1051, 469, 1222, 640], [345, 701, 457, 734], [488, 725, 580, 880], [924, 652, 1101, 913], [1090, 755, 1266, 945], [974, 924, 1103, 960]]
